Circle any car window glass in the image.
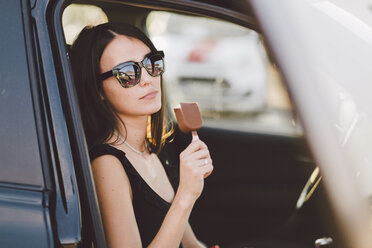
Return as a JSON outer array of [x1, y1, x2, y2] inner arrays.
[[147, 11, 302, 136], [63, 4, 108, 45]]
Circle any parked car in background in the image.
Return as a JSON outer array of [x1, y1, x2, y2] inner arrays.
[[1, 0, 372, 247], [148, 12, 268, 113]]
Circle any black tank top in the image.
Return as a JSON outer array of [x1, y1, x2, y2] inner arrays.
[[89, 143, 180, 247]]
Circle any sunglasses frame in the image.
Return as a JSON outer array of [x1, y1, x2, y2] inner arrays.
[[100, 50, 165, 88]]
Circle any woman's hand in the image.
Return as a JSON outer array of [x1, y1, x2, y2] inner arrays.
[[177, 139, 213, 204], [183, 240, 208, 248]]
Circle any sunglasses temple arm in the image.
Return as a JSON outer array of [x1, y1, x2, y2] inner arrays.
[[100, 70, 114, 81]]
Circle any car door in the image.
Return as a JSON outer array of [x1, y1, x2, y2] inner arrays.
[[0, 0, 80, 247]]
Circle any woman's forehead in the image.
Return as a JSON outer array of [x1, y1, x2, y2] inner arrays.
[[100, 35, 151, 72]]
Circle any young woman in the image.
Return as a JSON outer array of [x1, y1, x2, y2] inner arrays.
[[70, 23, 214, 248]]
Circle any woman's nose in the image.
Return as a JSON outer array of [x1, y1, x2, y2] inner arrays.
[[139, 67, 152, 87]]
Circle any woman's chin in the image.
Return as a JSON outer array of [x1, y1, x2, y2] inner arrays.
[[140, 102, 162, 115], [149, 104, 162, 115]]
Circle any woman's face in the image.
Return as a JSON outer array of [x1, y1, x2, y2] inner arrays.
[[100, 35, 162, 117]]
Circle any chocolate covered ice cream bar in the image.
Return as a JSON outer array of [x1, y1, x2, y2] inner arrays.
[[173, 102, 203, 134]]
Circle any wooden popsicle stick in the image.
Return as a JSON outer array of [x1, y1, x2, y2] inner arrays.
[[192, 130, 199, 141]]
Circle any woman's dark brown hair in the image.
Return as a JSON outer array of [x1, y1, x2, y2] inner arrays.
[[69, 22, 172, 153]]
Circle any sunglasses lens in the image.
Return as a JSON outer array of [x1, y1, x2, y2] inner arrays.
[[117, 65, 140, 87], [145, 54, 164, 76]]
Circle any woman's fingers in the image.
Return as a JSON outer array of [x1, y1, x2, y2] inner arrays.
[[204, 171, 212, 178], [190, 148, 210, 162], [200, 164, 213, 178], [199, 157, 213, 178], [198, 157, 213, 167], [181, 140, 207, 157], [199, 158, 209, 167]]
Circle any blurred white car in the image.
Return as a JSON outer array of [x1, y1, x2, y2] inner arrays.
[[149, 12, 268, 113]]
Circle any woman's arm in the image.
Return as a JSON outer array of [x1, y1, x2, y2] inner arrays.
[[92, 139, 213, 248], [92, 154, 142, 248], [149, 139, 213, 247], [182, 222, 207, 248]]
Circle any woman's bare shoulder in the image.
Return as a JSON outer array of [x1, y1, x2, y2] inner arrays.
[[91, 154, 132, 195]]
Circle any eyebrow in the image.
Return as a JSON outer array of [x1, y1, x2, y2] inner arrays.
[[112, 51, 153, 69]]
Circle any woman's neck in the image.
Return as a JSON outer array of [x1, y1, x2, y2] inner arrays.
[[116, 114, 148, 152]]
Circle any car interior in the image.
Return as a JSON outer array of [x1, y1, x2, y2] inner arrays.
[[56, 1, 344, 247]]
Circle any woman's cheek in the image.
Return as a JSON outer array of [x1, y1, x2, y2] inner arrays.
[[112, 91, 138, 114], [103, 84, 134, 113]]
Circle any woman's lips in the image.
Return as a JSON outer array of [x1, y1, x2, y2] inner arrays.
[[140, 91, 158, 100]]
